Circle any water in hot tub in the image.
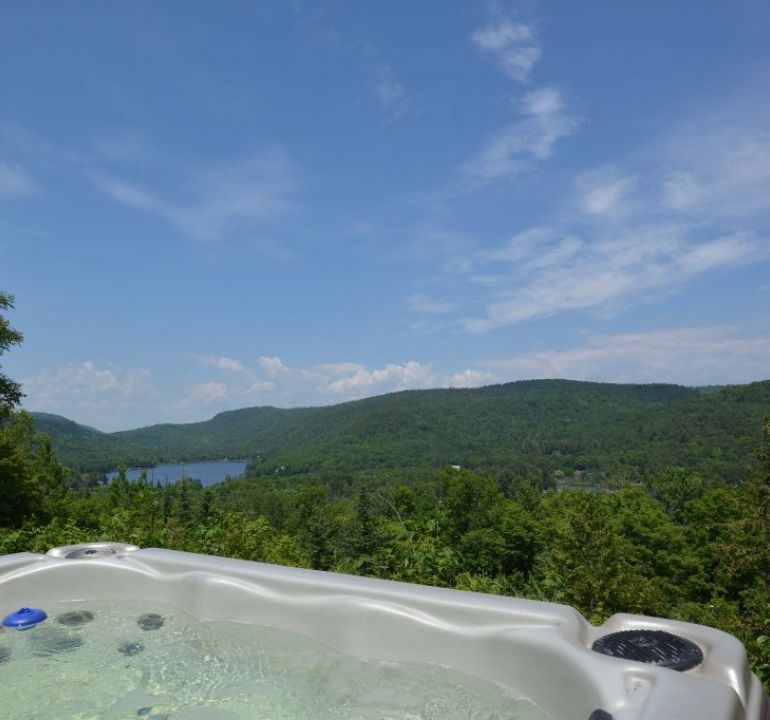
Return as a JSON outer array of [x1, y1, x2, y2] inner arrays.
[[0, 599, 551, 720]]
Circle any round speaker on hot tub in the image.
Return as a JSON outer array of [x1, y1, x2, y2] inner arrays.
[[592, 629, 703, 671]]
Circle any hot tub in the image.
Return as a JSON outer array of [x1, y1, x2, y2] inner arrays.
[[0, 543, 766, 720]]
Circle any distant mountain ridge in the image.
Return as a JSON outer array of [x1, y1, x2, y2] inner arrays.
[[31, 379, 770, 483]]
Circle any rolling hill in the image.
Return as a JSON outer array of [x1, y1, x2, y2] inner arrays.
[[31, 379, 770, 484]]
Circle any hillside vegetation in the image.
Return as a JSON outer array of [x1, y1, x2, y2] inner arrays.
[[34, 379, 770, 484]]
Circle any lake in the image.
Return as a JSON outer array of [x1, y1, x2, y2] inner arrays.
[[106, 460, 247, 487]]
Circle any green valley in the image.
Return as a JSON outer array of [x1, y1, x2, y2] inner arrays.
[[34, 379, 770, 486]]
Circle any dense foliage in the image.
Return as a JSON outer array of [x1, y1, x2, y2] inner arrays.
[[0, 292, 23, 418], [4, 448, 770, 685], [34, 378, 770, 486]]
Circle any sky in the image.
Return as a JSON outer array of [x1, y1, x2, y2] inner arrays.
[[2, 1, 770, 431]]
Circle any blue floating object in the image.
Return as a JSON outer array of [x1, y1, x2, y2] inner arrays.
[[2, 607, 48, 630]]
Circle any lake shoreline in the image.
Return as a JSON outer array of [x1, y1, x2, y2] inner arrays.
[[106, 459, 248, 487]]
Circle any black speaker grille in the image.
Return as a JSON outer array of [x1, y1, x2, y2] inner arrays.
[[592, 629, 703, 671]]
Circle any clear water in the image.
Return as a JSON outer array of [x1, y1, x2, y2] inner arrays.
[[0, 600, 551, 720], [106, 461, 247, 487]]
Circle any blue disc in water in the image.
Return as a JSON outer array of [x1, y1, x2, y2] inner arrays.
[[2, 607, 48, 630]]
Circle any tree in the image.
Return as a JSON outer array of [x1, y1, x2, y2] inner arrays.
[[715, 420, 770, 597], [533, 491, 661, 621], [0, 294, 64, 527], [0, 292, 23, 420]]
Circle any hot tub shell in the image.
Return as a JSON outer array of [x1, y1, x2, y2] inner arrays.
[[0, 544, 765, 720]]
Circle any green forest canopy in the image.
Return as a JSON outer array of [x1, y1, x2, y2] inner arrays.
[[34, 378, 770, 487]]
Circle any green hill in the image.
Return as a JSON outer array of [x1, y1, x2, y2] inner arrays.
[[32, 412, 104, 438], [31, 379, 770, 484]]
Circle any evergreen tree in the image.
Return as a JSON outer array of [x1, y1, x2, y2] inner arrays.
[[0, 292, 23, 421]]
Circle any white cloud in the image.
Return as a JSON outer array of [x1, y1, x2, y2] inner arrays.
[[422, 92, 770, 333], [246, 380, 276, 395], [463, 227, 762, 332], [472, 19, 541, 83], [198, 355, 251, 375], [92, 150, 294, 240], [318, 362, 367, 375], [522, 235, 583, 271], [189, 354, 492, 409], [372, 64, 410, 118], [183, 381, 229, 405], [20, 362, 157, 430], [258, 355, 294, 378], [662, 171, 700, 211], [480, 327, 770, 386], [576, 168, 637, 216], [22, 362, 152, 400], [326, 361, 435, 395], [445, 368, 496, 387], [458, 15, 579, 188], [657, 105, 770, 218], [408, 294, 457, 314], [0, 161, 37, 198], [522, 86, 563, 116], [191, 356, 275, 403], [95, 175, 161, 211], [678, 233, 755, 275], [460, 87, 581, 183], [485, 226, 554, 263]]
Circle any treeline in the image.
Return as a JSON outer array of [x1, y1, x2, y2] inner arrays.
[[3, 413, 770, 685], [34, 378, 770, 484]]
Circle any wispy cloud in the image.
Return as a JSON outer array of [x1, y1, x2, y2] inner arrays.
[[372, 64, 410, 118], [195, 355, 275, 397], [288, 5, 411, 121], [92, 150, 294, 240], [21, 362, 157, 430], [480, 326, 770, 386], [175, 381, 229, 409], [198, 355, 252, 375], [453, 13, 580, 191], [575, 167, 637, 216], [407, 294, 457, 314], [657, 103, 770, 219], [418, 90, 770, 332], [460, 87, 581, 184], [463, 227, 760, 332], [189, 354, 493, 410], [472, 18, 541, 83], [0, 122, 86, 165], [93, 128, 153, 165], [0, 161, 37, 198]]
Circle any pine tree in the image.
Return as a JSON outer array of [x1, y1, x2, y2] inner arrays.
[[0, 292, 23, 421]]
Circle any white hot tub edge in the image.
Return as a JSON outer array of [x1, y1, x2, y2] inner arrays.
[[0, 544, 765, 720]]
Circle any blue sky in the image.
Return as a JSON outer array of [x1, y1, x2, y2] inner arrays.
[[2, 1, 769, 431]]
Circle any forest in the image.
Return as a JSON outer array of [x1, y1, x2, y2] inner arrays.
[[3, 292, 770, 687], [33, 377, 770, 486]]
